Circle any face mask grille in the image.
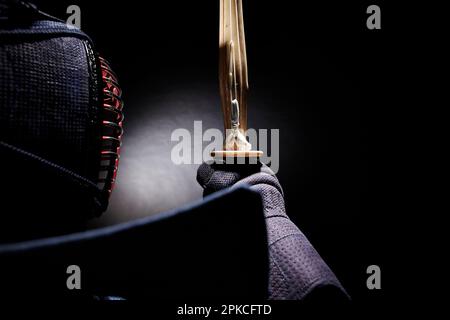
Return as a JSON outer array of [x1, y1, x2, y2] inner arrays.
[[98, 57, 124, 195]]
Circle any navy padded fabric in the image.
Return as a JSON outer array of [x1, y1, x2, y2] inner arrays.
[[0, 3, 106, 226], [0, 21, 96, 179], [197, 162, 350, 301], [0, 186, 269, 301]]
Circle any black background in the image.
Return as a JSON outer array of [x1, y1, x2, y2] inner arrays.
[[31, 0, 404, 306]]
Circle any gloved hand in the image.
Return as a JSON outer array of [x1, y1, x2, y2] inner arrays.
[[197, 162, 349, 301]]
